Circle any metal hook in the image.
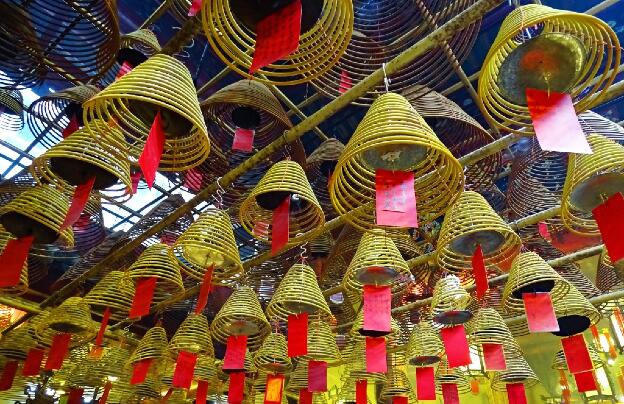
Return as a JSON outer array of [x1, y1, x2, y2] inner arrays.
[[382, 62, 390, 93], [214, 176, 225, 209]]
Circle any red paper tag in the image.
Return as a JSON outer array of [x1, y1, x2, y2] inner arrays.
[[62, 114, 79, 139], [0, 361, 18, 391], [223, 335, 247, 370], [363, 284, 391, 333], [561, 334, 593, 374], [308, 361, 327, 392], [482, 343, 506, 371], [196, 380, 209, 404], [129, 277, 157, 318], [392, 397, 408, 404], [100, 381, 112, 404], [232, 128, 255, 153], [299, 389, 312, 404], [131, 171, 142, 194], [130, 358, 153, 385], [339, 70, 352, 94], [67, 388, 84, 404], [441, 383, 460, 404], [356, 380, 367, 404], [271, 197, 290, 255], [22, 348, 44, 377], [61, 177, 95, 231], [416, 366, 436, 400], [538, 221, 552, 241], [139, 110, 166, 189], [375, 169, 418, 228], [116, 60, 134, 80], [522, 292, 560, 333], [472, 244, 488, 299], [440, 325, 471, 368], [253, 221, 270, 238], [249, 0, 301, 73], [574, 370, 598, 392], [288, 313, 308, 357], [365, 337, 387, 373], [506, 383, 527, 404], [0, 235, 33, 288], [44, 333, 71, 370], [593, 192, 624, 263], [188, 0, 202, 16], [264, 373, 285, 403], [172, 351, 198, 389], [95, 306, 111, 346], [195, 264, 214, 314], [228, 372, 245, 404], [184, 168, 203, 192]]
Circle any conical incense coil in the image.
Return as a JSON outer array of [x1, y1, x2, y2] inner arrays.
[[99, 345, 133, 380], [0, 89, 23, 132], [478, 4, 620, 134], [31, 119, 132, 202], [379, 368, 412, 402], [552, 284, 601, 337], [430, 275, 473, 325], [306, 138, 346, 215], [266, 263, 331, 321], [301, 319, 341, 364], [329, 93, 464, 231], [490, 356, 539, 391], [171, 208, 243, 283], [407, 322, 443, 366], [0, 324, 37, 360], [83, 54, 210, 170], [128, 326, 168, 365], [169, 313, 215, 357], [561, 134, 624, 235], [29, 310, 96, 348], [194, 354, 219, 384], [41, 296, 94, 335], [127, 243, 184, 303], [26, 85, 100, 148], [345, 340, 387, 383], [435, 360, 471, 394], [202, 80, 292, 149], [201, 0, 353, 85], [211, 286, 270, 350], [0, 225, 28, 295], [0, 184, 74, 246], [470, 308, 522, 358], [133, 372, 164, 399], [285, 360, 310, 391], [502, 252, 570, 313], [253, 333, 292, 373], [84, 270, 136, 321], [552, 346, 603, 370], [436, 191, 521, 275], [119, 29, 161, 59]]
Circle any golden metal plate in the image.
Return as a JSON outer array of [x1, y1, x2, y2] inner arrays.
[[183, 245, 226, 268], [569, 172, 624, 212], [224, 319, 261, 336], [362, 144, 428, 171]]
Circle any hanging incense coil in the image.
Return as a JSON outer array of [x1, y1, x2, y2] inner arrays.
[[127, 243, 184, 304], [470, 308, 522, 358], [349, 310, 401, 344], [436, 191, 521, 275], [42, 296, 94, 335], [195, 354, 219, 385], [490, 356, 539, 391], [301, 319, 341, 364], [552, 284, 601, 337], [0, 89, 23, 132], [479, 4, 620, 134], [133, 373, 164, 399], [117, 29, 161, 67], [211, 286, 271, 350], [502, 252, 571, 313], [202, 80, 293, 149], [345, 340, 387, 383], [239, 160, 324, 246], [329, 93, 464, 231], [552, 346, 603, 370], [435, 360, 471, 394], [407, 321, 443, 366], [0, 325, 37, 360], [253, 333, 292, 373], [0, 184, 73, 246], [171, 208, 243, 283], [321, 225, 362, 290], [0, 226, 28, 295], [379, 368, 412, 402], [29, 310, 96, 348], [430, 275, 473, 325], [128, 326, 169, 365], [562, 134, 624, 235], [84, 270, 136, 321], [83, 54, 210, 170], [69, 195, 106, 256], [306, 138, 346, 217], [201, 0, 353, 85], [169, 313, 215, 356], [597, 250, 624, 292]]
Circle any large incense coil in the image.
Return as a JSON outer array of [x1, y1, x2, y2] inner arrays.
[[478, 4, 620, 134], [169, 313, 215, 356], [84, 270, 136, 321], [552, 346, 603, 370], [0, 226, 28, 295], [329, 93, 464, 231], [194, 355, 219, 385], [502, 252, 570, 313], [379, 368, 412, 402], [436, 191, 521, 275], [115, 28, 161, 71], [561, 134, 624, 236], [31, 119, 132, 201], [266, 263, 331, 321], [29, 310, 96, 348], [407, 321, 443, 366], [127, 243, 184, 304], [0, 89, 23, 132], [301, 319, 341, 364], [435, 360, 471, 394], [41, 297, 93, 335], [5, 0, 120, 82], [253, 333, 292, 373], [211, 286, 271, 350], [202, 80, 292, 149], [470, 308, 522, 358], [128, 326, 169, 365], [431, 275, 473, 325], [83, 54, 210, 170], [239, 160, 325, 246], [551, 284, 601, 337], [171, 208, 243, 283], [0, 325, 37, 360], [201, 0, 353, 86], [310, 0, 480, 105], [490, 356, 539, 391], [0, 184, 73, 246]]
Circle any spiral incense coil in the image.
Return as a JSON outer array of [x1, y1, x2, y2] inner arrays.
[[470, 308, 522, 358], [436, 191, 521, 275], [502, 252, 570, 314], [239, 160, 324, 246], [379, 369, 412, 402], [0, 325, 37, 360], [120, 29, 161, 58], [561, 134, 624, 235], [211, 286, 270, 350], [329, 93, 464, 231], [169, 313, 215, 357], [83, 54, 210, 170], [29, 310, 96, 348], [345, 340, 387, 383], [0, 226, 28, 295], [430, 275, 473, 325], [171, 208, 243, 283], [195, 355, 219, 384], [133, 373, 164, 399], [201, 0, 353, 86], [0, 89, 23, 132], [0, 184, 74, 246], [321, 225, 362, 290], [99, 345, 133, 380], [128, 326, 169, 365], [84, 270, 136, 321], [435, 360, 471, 394], [552, 346, 603, 370], [551, 284, 601, 337], [490, 356, 539, 391], [253, 333, 292, 373], [479, 4, 620, 134], [407, 321, 443, 366], [299, 319, 341, 364], [42, 297, 94, 336], [202, 80, 292, 150], [127, 243, 184, 304]]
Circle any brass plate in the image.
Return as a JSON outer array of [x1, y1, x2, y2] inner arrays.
[[362, 143, 428, 171], [448, 230, 505, 256], [569, 172, 624, 212], [354, 266, 399, 285], [224, 319, 261, 336]]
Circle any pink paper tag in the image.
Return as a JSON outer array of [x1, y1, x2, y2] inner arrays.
[[472, 244, 488, 299], [223, 336, 247, 370], [188, 0, 202, 16], [375, 169, 418, 228], [482, 343, 507, 371], [363, 284, 391, 333], [339, 70, 352, 94], [232, 128, 254, 153], [365, 337, 387, 373], [271, 197, 290, 255], [416, 367, 436, 400], [538, 221, 552, 241], [308, 360, 327, 392], [440, 325, 471, 368], [523, 292, 560, 333]]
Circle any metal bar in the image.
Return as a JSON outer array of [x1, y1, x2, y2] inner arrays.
[[267, 84, 329, 141], [139, 1, 171, 29], [287, 92, 322, 116]]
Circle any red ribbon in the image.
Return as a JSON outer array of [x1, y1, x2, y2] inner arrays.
[[100, 381, 112, 404], [172, 351, 198, 389], [271, 197, 290, 255], [356, 380, 367, 404], [61, 177, 96, 231], [0, 361, 18, 391], [129, 277, 158, 318], [0, 235, 33, 288], [287, 313, 308, 357], [139, 110, 166, 189], [196, 380, 209, 404], [195, 264, 214, 314], [228, 372, 245, 404], [44, 333, 71, 370], [472, 244, 488, 299], [22, 348, 45, 377], [95, 307, 111, 347]]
